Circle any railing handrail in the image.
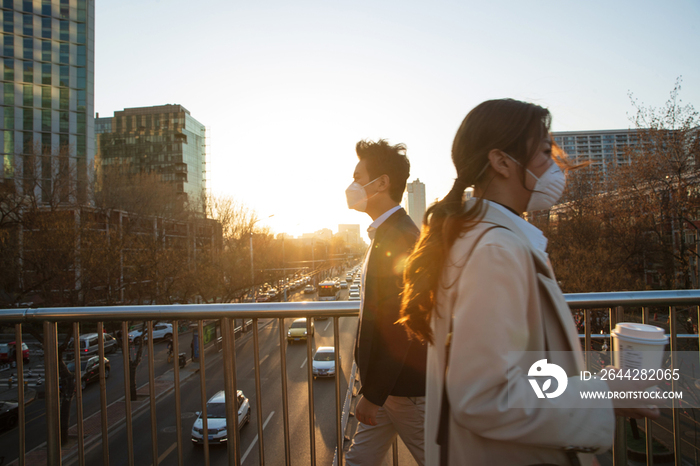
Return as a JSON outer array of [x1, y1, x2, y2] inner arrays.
[[1, 289, 700, 322]]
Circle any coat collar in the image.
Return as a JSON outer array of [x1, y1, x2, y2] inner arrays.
[[373, 207, 408, 243], [475, 201, 552, 279]]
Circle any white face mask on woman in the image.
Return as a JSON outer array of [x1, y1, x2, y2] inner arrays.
[[345, 177, 381, 212], [506, 154, 566, 212]]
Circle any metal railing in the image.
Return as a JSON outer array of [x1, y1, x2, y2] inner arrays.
[[1, 290, 700, 466]]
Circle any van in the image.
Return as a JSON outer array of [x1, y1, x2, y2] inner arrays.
[[66, 333, 117, 358]]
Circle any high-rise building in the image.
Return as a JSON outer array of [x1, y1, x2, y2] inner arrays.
[[96, 104, 207, 212], [1, 0, 95, 201], [553, 129, 644, 175], [405, 178, 426, 227]]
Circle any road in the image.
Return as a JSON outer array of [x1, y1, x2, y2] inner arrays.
[[68, 284, 356, 466]]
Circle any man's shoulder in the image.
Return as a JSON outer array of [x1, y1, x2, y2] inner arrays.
[[384, 209, 419, 241]]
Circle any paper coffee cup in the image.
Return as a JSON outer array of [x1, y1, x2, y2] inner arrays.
[[611, 322, 668, 370]]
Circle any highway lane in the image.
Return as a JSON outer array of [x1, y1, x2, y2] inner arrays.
[[0, 337, 181, 463], [80, 286, 359, 465]]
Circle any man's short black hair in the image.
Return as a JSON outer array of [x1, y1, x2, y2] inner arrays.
[[355, 139, 410, 203]]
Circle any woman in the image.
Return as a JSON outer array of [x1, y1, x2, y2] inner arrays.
[[399, 99, 658, 465]]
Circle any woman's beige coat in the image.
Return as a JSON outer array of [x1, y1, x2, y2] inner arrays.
[[424, 202, 614, 466]]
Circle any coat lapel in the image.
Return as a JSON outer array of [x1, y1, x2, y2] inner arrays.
[[478, 202, 583, 369]]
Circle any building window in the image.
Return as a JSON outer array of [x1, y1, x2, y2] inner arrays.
[[3, 34, 14, 58], [76, 66, 85, 88], [4, 106, 14, 130], [41, 0, 52, 17], [59, 20, 68, 42], [41, 132, 51, 153], [3, 57, 14, 81], [59, 65, 68, 87], [22, 13, 32, 36], [59, 133, 68, 149], [22, 1, 32, 13], [3, 82, 13, 106], [59, 43, 68, 64], [59, 87, 68, 109], [22, 37, 32, 59], [42, 63, 51, 84], [3, 10, 14, 34], [41, 17, 51, 39], [23, 108, 32, 131], [76, 45, 85, 67], [42, 108, 51, 132], [41, 85, 51, 108], [76, 89, 85, 111], [22, 60, 31, 82], [4, 130, 15, 158], [41, 40, 51, 62], [76, 111, 85, 133], [22, 83, 32, 106], [77, 23, 85, 44], [58, 110, 68, 132]]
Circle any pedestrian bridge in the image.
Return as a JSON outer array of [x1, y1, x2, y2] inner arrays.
[[1, 290, 699, 466]]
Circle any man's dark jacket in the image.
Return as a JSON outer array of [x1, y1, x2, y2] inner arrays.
[[355, 207, 427, 407]]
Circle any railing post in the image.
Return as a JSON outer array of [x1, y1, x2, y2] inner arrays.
[[278, 318, 292, 465], [97, 322, 110, 466], [669, 306, 682, 466], [334, 317, 344, 466], [198, 320, 211, 464], [73, 322, 85, 466], [584, 309, 591, 371], [172, 320, 184, 466], [43, 320, 61, 466], [222, 317, 241, 466], [15, 323, 25, 466], [252, 317, 266, 465], [642, 308, 654, 466], [121, 321, 135, 466], [147, 321, 159, 466], [610, 306, 628, 466], [306, 317, 316, 465]]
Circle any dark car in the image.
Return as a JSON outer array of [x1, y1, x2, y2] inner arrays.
[[0, 400, 18, 431], [66, 356, 111, 391]]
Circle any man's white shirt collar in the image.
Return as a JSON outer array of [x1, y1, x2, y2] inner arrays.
[[368, 205, 402, 236], [485, 200, 548, 253]]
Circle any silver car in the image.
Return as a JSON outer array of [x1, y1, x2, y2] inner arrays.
[[191, 390, 251, 445]]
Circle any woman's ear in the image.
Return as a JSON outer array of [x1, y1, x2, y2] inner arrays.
[[487, 149, 512, 179]]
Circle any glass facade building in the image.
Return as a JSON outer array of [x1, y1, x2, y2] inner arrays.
[[96, 104, 207, 213], [0, 0, 95, 200], [404, 178, 426, 228], [553, 129, 643, 175]]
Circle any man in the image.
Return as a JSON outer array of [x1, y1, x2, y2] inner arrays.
[[344, 139, 427, 466]]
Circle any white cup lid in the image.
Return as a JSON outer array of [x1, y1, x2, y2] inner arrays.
[[613, 322, 667, 341]]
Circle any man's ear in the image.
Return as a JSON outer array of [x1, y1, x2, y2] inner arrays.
[[376, 174, 390, 192], [487, 149, 512, 179]]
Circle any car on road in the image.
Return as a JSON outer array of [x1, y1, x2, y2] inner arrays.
[[0, 341, 29, 366], [0, 400, 19, 431], [303, 285, 315, 294], [66, 355, 111, 391], [349, 284, 360, 294], [65, 333, 118, 358], [312, 346, 340, 378], [339, 281, 348, 289], [128, 323, 173, 344], [348, 291, 361, 301], [191, 390, 250, 445], [287, 318, 314, 343]]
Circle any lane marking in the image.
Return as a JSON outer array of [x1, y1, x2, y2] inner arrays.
[[300, 357, 307, 369], [155, 441, 177, 465], [259, 354, 269, 366], [324, 321, 331, 332], [241, 410, 275, 464]]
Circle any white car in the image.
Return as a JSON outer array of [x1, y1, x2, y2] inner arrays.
[[349, 284, 360, 294], [191, 390, 251, 445], [348, 291, 361, 301], [128, 323, 173, 344], [303, 285, 315, 294], [312, 346, 339, 378]]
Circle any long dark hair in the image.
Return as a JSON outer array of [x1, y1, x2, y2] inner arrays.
[[398, 99, 553, 343]]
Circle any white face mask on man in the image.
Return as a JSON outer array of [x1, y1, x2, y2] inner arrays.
[[345, 177, 381, 212], [505, 154, 567, 212]]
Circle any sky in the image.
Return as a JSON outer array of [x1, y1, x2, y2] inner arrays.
[[95, 0, 700, 239]]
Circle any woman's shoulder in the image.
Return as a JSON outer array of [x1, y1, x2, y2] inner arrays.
[[454, 222, 530, 253]]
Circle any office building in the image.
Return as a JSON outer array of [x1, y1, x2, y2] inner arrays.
[[552, 129, 644, 175], [1, 0, 95, 201], [405, 178, 426, 227], [96, 104, 207, 213]]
